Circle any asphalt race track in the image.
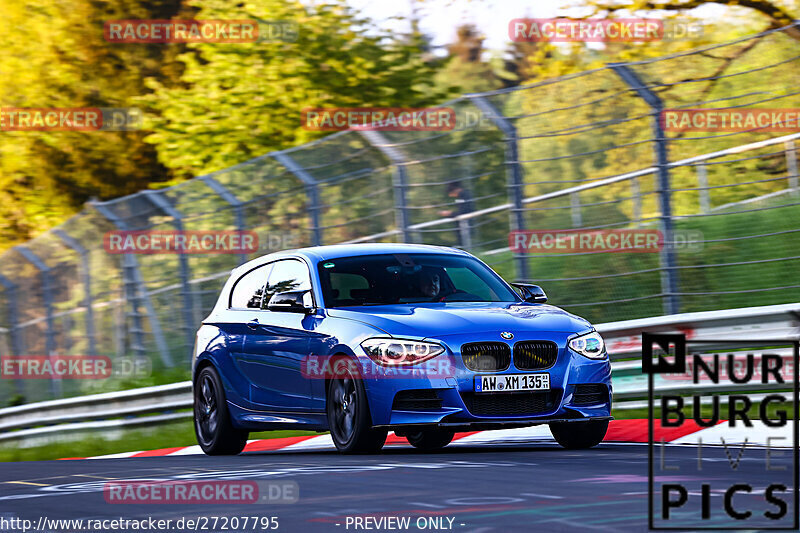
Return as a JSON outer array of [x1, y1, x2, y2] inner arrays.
[[1, 438, 796, 533]]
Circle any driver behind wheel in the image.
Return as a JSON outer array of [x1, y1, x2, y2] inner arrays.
[[418, 269, 441, 299]]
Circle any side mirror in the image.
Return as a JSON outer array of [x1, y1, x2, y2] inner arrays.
[[267, 290, 315, 314], [511, 283, 548, 304]]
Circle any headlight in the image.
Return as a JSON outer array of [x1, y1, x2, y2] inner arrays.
[[361, 338, 445, 366], [568, 331, 606, 359]]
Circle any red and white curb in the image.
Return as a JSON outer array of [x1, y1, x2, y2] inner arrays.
[[62, 419, 793, 460]]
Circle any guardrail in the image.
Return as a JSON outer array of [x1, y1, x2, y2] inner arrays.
[[600, 303, 799, 409], [0, 382, 192, 443], [1, 303, 798, 443]]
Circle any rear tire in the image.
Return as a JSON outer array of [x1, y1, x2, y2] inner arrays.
[[194, 366, 248, 455], [327, 365, 387, 454], [549, 420, 608, 449], [406, 429, 455, 451]]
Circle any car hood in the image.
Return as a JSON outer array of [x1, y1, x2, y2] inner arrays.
[[326, 302, 592, 339]]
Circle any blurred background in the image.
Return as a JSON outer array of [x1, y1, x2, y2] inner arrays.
[[0, 0, 798, 412]]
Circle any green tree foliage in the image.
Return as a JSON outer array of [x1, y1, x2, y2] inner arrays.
[[482, 7, 800, 318], [500, 40, 541, 88], [433, 24, 503, 94], [491, 0, 798, 217], [0, 0, 189, 249], [144, 0, 448, 178], [574, 0, 800, 40]]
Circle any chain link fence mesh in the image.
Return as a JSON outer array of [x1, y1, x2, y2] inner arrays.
[[1, 24, 799, 404]]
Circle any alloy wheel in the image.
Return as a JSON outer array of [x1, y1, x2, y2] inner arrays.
[[330, 376, 358, 444], [196, 374, 218, 444]]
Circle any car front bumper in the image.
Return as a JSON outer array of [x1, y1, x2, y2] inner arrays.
[[359, 331, 613, 428]]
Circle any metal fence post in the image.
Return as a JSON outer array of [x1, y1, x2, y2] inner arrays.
[[199, 176, 249, 264], [14, 246, 60, 397], [455, 154, 477, 251], [0, 274, 22, 356], [91, 201, 172, 367], [696, 163, 710, 214], [353, 131, 413, 243], [610, 63, 680, 315], [786, 140, 798, 196], [272, 151, 323, 246], [0, 273, 25, 397], [570, 193, 583, 228], [61, 313, 73, 354], [114, 277, 126, 359], [52, 229, 97, 356], [142, 191, 196, 357], [121, 254, 150, 359], [469, 95, 529, 279]]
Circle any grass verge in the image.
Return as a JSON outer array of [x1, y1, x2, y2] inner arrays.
[[0, 419, 320, 462]]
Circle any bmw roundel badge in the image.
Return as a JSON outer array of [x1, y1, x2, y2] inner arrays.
[[500, 331, 514, 340]]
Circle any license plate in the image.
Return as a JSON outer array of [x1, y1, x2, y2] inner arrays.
[[474, 373, 550, 393]]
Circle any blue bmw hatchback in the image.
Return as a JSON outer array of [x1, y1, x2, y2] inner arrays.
[[192, 244, 612, 454]]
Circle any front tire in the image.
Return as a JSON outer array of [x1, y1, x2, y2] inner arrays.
[[194, 366, 248, 455], [549, 419, 608, 449], [406, 429, 455, 451], [327, 366, 387, 454]]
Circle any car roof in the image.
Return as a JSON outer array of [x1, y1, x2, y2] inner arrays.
[[233, 243, 471, 274]]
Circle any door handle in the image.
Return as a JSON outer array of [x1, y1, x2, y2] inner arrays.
[[247, 318, 260, 330]]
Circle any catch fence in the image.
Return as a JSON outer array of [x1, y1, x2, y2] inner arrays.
[[1, 24, 799, 404]]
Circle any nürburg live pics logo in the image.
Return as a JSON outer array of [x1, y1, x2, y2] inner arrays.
[[643, 332, 799, 530]]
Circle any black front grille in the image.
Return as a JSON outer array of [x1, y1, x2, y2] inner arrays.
[[514, 341, 558, 370], [460, 390, 560, 416], [392, 390, 443, 410], [461, 342, 511, 372], [572, 384, 608, 406]]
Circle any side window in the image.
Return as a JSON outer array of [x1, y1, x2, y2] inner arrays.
[[229, 264, 271, 309], [263, 259, 312, 308]]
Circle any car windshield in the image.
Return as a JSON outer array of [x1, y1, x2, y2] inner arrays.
[[317, 253, 519, 308]]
